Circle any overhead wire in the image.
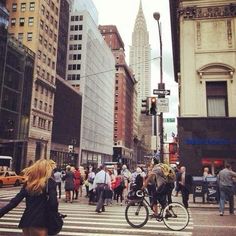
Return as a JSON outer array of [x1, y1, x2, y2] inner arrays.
[[78, 56, 160, 79]]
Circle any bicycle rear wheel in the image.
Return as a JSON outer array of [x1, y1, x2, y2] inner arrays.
[[163, 202, 189, 231], [125, 201, 149, 228]]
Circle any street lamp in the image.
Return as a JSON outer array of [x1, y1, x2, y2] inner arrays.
[[153, 12, 164, 163]]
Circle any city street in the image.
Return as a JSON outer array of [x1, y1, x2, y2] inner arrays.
[[0, 186, 235, 236]]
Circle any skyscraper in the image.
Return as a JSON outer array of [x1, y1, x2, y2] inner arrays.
[[129, 0, 152, 159]]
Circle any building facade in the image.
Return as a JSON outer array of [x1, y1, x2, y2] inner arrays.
[[170, 0, 236, 175], [99, 25, 137, 166], [6, 0, 60, 166], [66, 0, 115, 166], [51, 77, 82, 169], [0, 35, 34, 173]]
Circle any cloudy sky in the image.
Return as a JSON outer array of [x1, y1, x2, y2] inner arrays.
[[92, 0, 178, 140]]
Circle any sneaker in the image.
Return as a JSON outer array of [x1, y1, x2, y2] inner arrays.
[[220, 212, 223, 216]]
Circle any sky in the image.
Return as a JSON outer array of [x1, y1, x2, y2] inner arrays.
[[92, 0, 178, 140]]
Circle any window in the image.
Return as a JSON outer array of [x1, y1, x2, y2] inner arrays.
[[28, 17, 34, 26], [40, 20, 44, 29], [41, 5, 45, 15], [18, 33, 23, 42], [12, 3, 17, 12], [19, 18, 25, 27], [39, 101, 42, 109], [39, 34, 43, 44], [21, 3, 26, 12], [42, 54, 46, 63], [206, 81, 228, 117], [11, 18, 16, 26], [34, 98, 38, 108], [29, 2, 35, 11], [37, 50, 41, 59], [46, 11, 49, 19], [27, 32, 33, 41], [44, 39, 47, 48]]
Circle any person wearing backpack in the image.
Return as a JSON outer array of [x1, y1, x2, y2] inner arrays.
[[143, 158, 169, 217]]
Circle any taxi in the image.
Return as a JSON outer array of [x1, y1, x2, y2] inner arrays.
[[0, 171, 25, 188]]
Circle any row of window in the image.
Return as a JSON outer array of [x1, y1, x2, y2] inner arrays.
[[69, 44, 82, 51], [35, 83, 54, 98], [10, 32, 33, 42], [68, 64, 81, 70], [38, 35, 56, 55], [11, 17, 34, 27], [32, 115, 51, 131], [44, 0, 59, 16], [37, 50, 55, 69], [69, 34, 83, 41], [68, 54, 81, 60], [34, 98, 52, 113], [67, 74, 80, 80], [71, 15, 83, 22], [36, 66, 55, 85], [39, 20, 57, 41], [70, 25, 83, 31], [12, 2, 35, 12]]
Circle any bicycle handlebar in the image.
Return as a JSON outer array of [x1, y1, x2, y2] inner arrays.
[[136, 188, 149, 198]]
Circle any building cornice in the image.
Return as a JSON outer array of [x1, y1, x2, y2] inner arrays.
[[179, 3, 236, 20]]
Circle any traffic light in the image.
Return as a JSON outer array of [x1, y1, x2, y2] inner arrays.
[[141, 98, 149, 115], [149, 97, 157, 115]]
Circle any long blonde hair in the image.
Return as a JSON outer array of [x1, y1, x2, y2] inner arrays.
[[22, 159, 56, 195]]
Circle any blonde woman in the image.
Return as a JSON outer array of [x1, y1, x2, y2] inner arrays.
[[0, 159, 58, 236]]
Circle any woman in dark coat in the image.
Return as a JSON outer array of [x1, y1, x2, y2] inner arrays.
[[0, 159, 58, 236], [63, 165, 75, 203]]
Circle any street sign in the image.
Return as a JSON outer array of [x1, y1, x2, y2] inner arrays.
[[153, 89, 170, 96], [157, 98, 169, 113], [164, 118, 175, 122]]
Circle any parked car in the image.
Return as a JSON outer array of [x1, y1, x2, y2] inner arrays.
[[0, 171, 25, 188]]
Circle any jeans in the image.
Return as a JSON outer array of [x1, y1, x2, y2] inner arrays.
[[219, 185, 234, 214]]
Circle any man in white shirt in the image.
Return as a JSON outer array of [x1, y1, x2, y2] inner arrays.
[[93, 164, 111, 213], [53, 169, 62, 199]]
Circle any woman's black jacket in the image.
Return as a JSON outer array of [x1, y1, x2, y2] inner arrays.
[[0, 177, 58, 228]]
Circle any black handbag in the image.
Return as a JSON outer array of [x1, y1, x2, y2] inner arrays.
[[46, 180, 65, 235]]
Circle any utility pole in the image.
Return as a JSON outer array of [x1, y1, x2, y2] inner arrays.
[[153, 12, 164, 163]]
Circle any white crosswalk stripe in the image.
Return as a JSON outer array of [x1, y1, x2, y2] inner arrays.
[[0, 198, 193, 236]]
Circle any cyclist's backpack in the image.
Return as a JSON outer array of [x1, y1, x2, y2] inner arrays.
[[155, 163, 176, 183]]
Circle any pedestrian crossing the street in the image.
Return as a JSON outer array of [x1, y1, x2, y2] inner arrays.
[[0, 196, 193, 236]]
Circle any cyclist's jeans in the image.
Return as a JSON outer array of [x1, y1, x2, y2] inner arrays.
[[219, 185, 234, 214], [153, 184, 168, 209]]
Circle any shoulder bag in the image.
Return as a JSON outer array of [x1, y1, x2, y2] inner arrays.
[[46, 180, 66, 235]]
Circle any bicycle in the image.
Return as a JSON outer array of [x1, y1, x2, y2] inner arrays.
[[125, 189, 189, 231]]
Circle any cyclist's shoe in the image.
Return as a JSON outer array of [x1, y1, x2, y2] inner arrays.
[[164, 211, 172, 219]]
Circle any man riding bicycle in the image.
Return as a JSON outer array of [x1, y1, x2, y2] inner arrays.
[[142, 157, 169, 217]]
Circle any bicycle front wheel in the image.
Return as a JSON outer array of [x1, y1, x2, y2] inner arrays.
[[163, 202, 189, 231], [125, 201, 149, 228]]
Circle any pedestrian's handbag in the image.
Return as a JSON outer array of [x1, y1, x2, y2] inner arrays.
[[46, 180, 65, 235], [102, 173, 110, 199]]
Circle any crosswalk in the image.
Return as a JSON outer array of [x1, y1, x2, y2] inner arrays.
[[0, 189, 193, 236]]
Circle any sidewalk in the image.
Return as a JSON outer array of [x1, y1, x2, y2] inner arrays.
[[184, 194, 236, 209]]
